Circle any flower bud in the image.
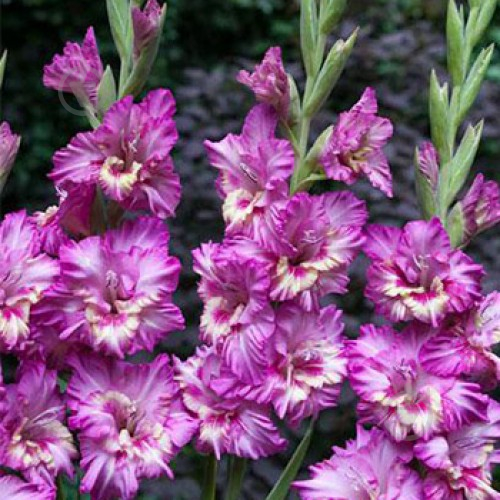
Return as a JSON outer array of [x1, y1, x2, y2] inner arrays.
[[320, 0, 347, 34], [458, 174, 500, 245], [121, 1, 166, 97], [304, 29, 357, 117], [0, 122, 21, 195], [132, 0, 165, 61], [300, 0, 318, 77], [237, 47, 290, 120], [415, 142, 439, 219]]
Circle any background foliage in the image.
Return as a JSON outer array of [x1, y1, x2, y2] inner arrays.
[[1, 0, 499, 498]]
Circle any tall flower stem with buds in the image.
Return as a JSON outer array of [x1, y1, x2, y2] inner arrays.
[[289, 0, 356, 194], [417, 0, 497, 245]]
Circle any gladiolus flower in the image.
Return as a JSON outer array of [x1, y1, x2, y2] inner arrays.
[[320, 87, 394, 197], [237, 47, 290, 118], [175, 347, 287, 460], [192, 240, 275, 382], [0, 362, 77, 487], [348, 323, 489, 442], [294, 426, 423, 499], [364, 218, 484, 326], [0, 211, 59, 352], [43, 27, 103, 106], [234, 304, 347, 427], [420, 292, 500, 388], [265, 191, 367, 310], [46, 217, 184, 358], [67, 354, 196, 500], [204, 104, 294, 240], [51, 89, 181, 219], [415, 400, 500, 500]]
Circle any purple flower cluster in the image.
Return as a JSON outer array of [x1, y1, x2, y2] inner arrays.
[[175, 49, 395, 461], [296, 217, 500, 499], [0, 13, 199, 499]]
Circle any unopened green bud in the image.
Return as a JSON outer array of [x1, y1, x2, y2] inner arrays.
[[471, 0, 496, 46], [304, 29, 357, 117], [287, 74, 301, 129], [446, 0, 465, 86], [300, 0, 318, 77], [106, 0, 133, 61], [439, 121, 483, 209], [459, 44, 494, 123], [97, 66, 117, 116], [320, 0, 347, 34], [429, 71, 449, 162]]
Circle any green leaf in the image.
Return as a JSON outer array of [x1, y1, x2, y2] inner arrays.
[[446, 0, 465, 86], [225, 456, 247, 500], [97, 66, 117, 116], [300, 0, 318, 77], [429, 71, 450, 163], [459, 44, 494, 123], [106, 0, 133, 61], [304, 29, 358, 117], [120, 5, 166, 97], [0, 51, 7, 92], [265, 419, 315, 500]]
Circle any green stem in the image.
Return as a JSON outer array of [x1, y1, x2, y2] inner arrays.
[[225, 456, 247, 500], [202, 454, 218, 500], [56, 476, 66, 500]]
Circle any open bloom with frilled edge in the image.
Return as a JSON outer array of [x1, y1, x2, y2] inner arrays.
[[175, 347, 287, 460], [51, 89, 181, 219], [0, 476, 54, 500], [415, 400, 500, 500], [46, 217, 183, 358], [67, 354, 196, 500], [192, 240, 275, 383], [364, 218, 484, 326], [0, 362, 77, 487], [0, 211, 59, 353], [265, 191, 367, 310], [43, 27, 103, 106], [420, 292, 500, 388], [237, 47, 290, 119], [31, 182, 94, 257], [293, 425, 424, 499], [320, 87, 394, 197], [348, 323, 489, 442], [231, 304, 347, 427], [204, 104, 294, 240]]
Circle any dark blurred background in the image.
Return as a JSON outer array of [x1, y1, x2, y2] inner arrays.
[[1, 0, 499, 498]]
